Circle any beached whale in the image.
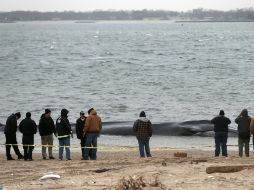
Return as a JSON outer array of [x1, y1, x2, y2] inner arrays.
[[0, 120, 237, 137]]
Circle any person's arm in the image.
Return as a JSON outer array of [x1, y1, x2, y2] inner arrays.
[[235, 116, 240, 124], [148, 121, 152, 137], [32, 121, 37, 134], [51, 118, 56, 136], [76, 119, 81, 139], [38, 119, 43, 135], [228, 118, 231, 125], [211, 117, 215, 124], [84, 117, 90, 133], [133, 121, 138, 132], [19, 120, 23, 133]]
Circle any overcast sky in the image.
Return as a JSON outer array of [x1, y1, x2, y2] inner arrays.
[[1, 0, 254, 12]]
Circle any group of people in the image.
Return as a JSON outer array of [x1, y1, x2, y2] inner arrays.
[[5, 108, 254, 161], [211, 109, 254, 157], [4, 108, 102, 161]]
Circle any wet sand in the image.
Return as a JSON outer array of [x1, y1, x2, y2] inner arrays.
[[1, 150, 254, 189]]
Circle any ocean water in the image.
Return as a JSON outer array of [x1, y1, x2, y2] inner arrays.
[[0, 21, 253, 149]]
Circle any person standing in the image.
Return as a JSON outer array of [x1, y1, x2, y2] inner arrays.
[[133, 111, 153, 158], [56, 109, 72, 161], [83, 108, 102, 160], [39, 109, 56, 160], [76, 111, 86, 160], [211, 110, 231, 157], [19, 112, 37, 161], [235, 109, 251, 157], [4, 112, 24, 160]]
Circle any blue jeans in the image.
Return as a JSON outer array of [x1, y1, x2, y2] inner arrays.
[[215, 132, 228, 157], [138, 140, 152, 157], [59, 137, 71, 160], [84, 133, 98, 160]]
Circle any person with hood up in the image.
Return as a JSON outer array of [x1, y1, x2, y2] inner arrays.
[[19, 112, 37, 161], [83, 108, 102, 160], [56, 109, 72, 161], [235, 109, 251, 157], [211, 110, 231, 157], [133, 111, 152, 158], [4, 112, 24, 160], [39, 109, 56, 160]]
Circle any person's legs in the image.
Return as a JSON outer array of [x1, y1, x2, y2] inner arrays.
[[245, 138, 250, 157], [221, 133, 228, 157], [22, 136, 29, 160], [144, 141, 152, 157], [84, 134, 92, 160], [58, 139, 64, 160], [238, 138, 244, 157], [81, 137, 86, 159], [5, 134, 13, 159], [41, 136, 47, 159], [48, 134, 54, 158], [28, 136, 34, 160], [11, 134, 23, 158], [214, 133, 221, 156], [65, 137, 71, 160], [90, 134, 97, 160], [138, 140, 145, 157]]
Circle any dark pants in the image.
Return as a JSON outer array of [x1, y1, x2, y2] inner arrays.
[[5, 134, 23, 159], [138, 140, 152, 157], [22, 135, 34, 160], [80, 137, 86, 158], [238, 137, 250, 157], [84, 133, 98, 160], [215, 132, 228, 157]]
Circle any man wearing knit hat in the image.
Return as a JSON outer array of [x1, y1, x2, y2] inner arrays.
[[4, 112, 24, 160], [39, 109, 56, 160]]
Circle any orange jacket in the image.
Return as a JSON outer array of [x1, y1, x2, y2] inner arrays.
[[250, 118, 254, 134], [84, 110, 102, 134]]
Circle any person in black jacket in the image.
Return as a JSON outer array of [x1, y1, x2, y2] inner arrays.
[[56, 109, 72, 161], [39, 109, 56, 160], [4, 112, 24, 160], [19, 112, 37, 161], [211, 110, 231, 157], [76, 111, 86, 160], [235, 109, 251, 157]]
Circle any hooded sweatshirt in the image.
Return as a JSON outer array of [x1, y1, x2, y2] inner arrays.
[[235, 109, 251, 139], [4, 114, 18, 135], [133, 117, 152, 143], [84, 110, 102, 134], [19, 117, 37, 136]]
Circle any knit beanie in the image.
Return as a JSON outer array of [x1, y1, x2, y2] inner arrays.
[[139, 111, 146, 117], [45, 109, 51, 114], [219, 110, 225, 116], [26, 112, 31, 118], [15, 112, 21, 119]]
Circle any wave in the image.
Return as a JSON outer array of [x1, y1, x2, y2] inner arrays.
[[0, 120, 237, 137]]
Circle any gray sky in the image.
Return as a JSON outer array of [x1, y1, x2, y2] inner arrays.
[[1, 0, 254, 12]]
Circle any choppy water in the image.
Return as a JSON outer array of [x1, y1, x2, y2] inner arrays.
[[1, 21, 254, 126]]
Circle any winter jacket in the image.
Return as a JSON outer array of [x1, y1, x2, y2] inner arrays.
[[76, 117, 86, 139], [56, 116, 72, 139], [211, 115, 231, 133], [249, 118, 254, 134], [84, 110, 102, 134], [39, 114, 55, 136], [4, 114, 18, 135], [133, 117, 152, 143], [19, 118, 37, 136], [235, 110, 251, 139]]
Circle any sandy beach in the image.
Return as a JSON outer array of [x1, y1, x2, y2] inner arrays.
[[1, 150, 254, 190]]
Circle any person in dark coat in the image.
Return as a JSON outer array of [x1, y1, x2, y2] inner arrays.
[[76, 111, 87, 160], [19, 112, 37, 161], [211, 110, 231, 157], [235, 109, 251, 157], [133, 111, 152, 158], [39, 109, 56, 160], [56, 109, 72, 161], [4, 112, 24, 160]]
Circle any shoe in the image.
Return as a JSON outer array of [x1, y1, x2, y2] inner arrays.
[[58, 158, 62, 161], [7, 157, 15, 161], [49, 156, 55, 160], [18, 155, 24, 160], [66, 159, 71, 161], [28, 159, 33, 161], [43, 157, 47, 160]]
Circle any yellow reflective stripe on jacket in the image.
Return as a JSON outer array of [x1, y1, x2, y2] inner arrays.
[[57, 135, 70, 139]]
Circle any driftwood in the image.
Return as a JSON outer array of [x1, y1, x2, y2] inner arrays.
[[206, 165, 254, 174], [191, 159, 208, 164]]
